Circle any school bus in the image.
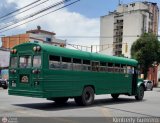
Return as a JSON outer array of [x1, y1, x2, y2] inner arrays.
[[8, 42, 145, 106]]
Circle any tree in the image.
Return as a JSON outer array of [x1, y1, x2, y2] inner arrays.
[[131, 33, 160, 79]]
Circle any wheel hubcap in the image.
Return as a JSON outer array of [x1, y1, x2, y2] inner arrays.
[[85, 92, 91, 101]]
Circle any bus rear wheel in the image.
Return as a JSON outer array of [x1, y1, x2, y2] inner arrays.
[[52, 97, 69, 104], [74, 86, 94, 106], [111, 94, 119, 99], [135, 85, 144, 100]]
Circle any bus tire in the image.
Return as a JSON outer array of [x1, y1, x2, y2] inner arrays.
[[3, 86, 8, 89], [111, 94, 119, 99], [53, 97, 68, 104], [135, 85, 144, 100], [74, 86, 94, 106]]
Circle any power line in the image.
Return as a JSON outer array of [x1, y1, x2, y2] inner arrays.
[[0, 0, 80, 33], [0, 0, 50, 22], [1, 35, 160, 38], [0, 0, 72, 31], [0, 0, 42, 20], [57, 35, 160, 38]]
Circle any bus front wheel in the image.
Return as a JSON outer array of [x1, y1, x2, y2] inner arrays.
[[111, 94, 119, 99], [135, 85, 144, 100], [74, 86, 94, 106]]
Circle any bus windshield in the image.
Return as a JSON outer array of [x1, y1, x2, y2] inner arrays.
[[19, 56, 31, 68], [33, 56, 41, 68], [10, 57, 18, 68]]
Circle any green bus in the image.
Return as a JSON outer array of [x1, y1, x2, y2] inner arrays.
[[9, 42, 145, 106]]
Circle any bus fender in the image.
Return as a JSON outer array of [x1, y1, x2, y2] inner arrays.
[[137, 81, 145, 90]]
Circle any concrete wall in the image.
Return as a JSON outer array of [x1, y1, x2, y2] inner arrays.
[[122, 12, 147, 57]]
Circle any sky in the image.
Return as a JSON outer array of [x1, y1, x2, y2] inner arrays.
[[0, 0, 160, 48]]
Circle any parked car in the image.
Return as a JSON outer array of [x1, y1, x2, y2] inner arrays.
[[0, 79, 8, 89], [143, 80, 153, 91]]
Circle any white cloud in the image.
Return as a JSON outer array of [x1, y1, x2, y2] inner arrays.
[[4, 0, 100, 50]]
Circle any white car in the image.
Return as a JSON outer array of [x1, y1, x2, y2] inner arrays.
[[143, 80, 153, 91]]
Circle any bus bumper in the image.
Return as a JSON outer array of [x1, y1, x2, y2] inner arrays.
[[8, 89, 47, 98]]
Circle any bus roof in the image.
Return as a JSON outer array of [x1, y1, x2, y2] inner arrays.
[[14, 43, 138, 66]]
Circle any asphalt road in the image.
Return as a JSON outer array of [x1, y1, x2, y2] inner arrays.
[[0, 88, 160, 118]]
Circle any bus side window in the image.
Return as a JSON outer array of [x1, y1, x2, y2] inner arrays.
[[115, 64, 120, 73], [107, 63, 114, 72], [127, 66, 134, 74], [62, 57, 72, 70], [120, 64, 126, 73], [73, 58, 82, 71], [92, 61, 99, 72], [49, 55, 61, 69], [99, 62, 106, 72], [82, 60, 91, 71]]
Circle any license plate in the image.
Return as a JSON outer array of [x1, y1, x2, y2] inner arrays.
[[12, 83, 16, 87]]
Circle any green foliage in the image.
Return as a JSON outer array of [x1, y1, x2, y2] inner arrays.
[[131, 33, 160, 78]]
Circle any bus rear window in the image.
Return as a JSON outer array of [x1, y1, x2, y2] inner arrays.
[[33, 56, 41, 68], [10, 57, 17, 68], [19, 56, 31, 68]]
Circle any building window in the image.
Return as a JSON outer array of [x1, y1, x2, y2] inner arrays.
[[46, 37, 51, 42]]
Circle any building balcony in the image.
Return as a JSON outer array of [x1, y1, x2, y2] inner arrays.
[[113, 47, 122, 52]]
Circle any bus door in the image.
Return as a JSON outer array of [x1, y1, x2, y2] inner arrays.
[[32, 55, 42, 90], [132, 68, 137, 94], [18, 55, 33, 90]]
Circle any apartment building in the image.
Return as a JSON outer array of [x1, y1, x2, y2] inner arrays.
[[100, 1, 159, 57]]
